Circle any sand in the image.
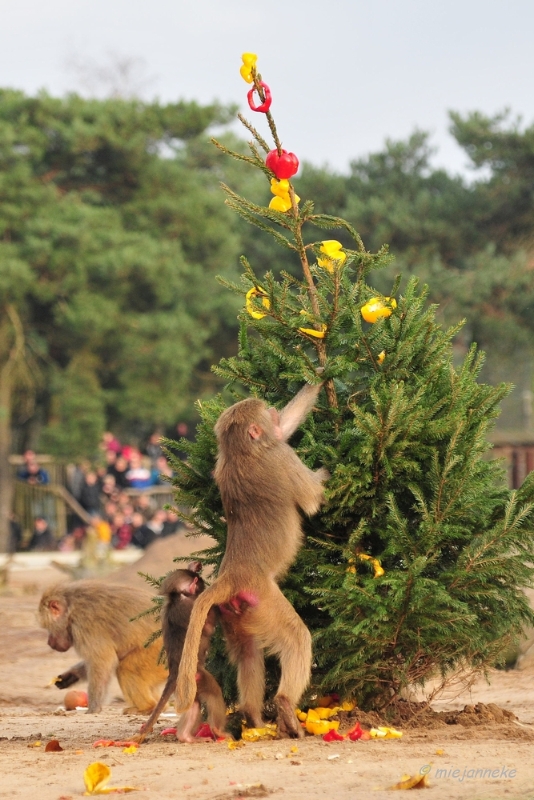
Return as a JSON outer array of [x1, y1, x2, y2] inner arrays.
[[1, 533, 533, 800]]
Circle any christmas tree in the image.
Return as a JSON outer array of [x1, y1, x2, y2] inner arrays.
[[167, 54, 534, 711]]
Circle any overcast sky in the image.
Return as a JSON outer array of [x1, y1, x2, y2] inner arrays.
[[1, 0, 533, 176]]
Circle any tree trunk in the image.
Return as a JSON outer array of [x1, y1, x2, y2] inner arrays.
[[0, 306, 25, 553], [0, 372, 13, 553]]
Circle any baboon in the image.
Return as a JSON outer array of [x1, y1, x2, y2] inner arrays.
[[136, 562, 227, 743], [175, 381, 327, 737], [39, 580, 168, 714]]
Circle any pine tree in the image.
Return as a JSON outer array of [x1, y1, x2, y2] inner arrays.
[[167, 55, 534, 710]]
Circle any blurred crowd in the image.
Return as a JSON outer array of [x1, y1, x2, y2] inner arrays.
[[12, 429, 187, 553]]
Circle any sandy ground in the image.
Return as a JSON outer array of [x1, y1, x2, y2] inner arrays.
[[1, 534, 534, 800]]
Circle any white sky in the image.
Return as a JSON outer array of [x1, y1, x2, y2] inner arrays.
[[1, 0, 533, 176]]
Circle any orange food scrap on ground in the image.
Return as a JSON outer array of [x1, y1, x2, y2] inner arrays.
[[92, 739, 139, 748], [45, 739, 63, 752]]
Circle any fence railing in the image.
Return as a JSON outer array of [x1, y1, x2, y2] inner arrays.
[[491, 444, 534, 489]]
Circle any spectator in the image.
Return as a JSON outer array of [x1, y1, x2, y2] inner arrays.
[[8, 513, 23, 553], [146, 508, 166, 538], [100, 431, 121, 455], [130, 511, 154, 549], [17, 451, 50, 485], [80, 471, 102, 516], [111, 512, 132, 550], [109, 455, 130, 489], [121, 444, 134, 462], [101, 473, 117, 501], [145, 430, 164, 467], [121, 501, 135, 524], [174, 422, 192, 461], [126, 450, 154, 490], [134, 493, 155, 517], [27, 516, 56, 551], [162, 509, 182, 537], [103, 499, 118, 523], [153, 455, 173, 485], [66, 461, 87, 501]]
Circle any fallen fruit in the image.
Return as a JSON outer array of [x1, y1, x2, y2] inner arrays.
[[64, 690, 88, 710]]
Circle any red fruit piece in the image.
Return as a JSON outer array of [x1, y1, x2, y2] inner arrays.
[[265, 149, 299, 180], [195, 723, 215, 739], [323, 729, 345, 742], [160, 727, 177, 736], [347, 722, 364, 741]]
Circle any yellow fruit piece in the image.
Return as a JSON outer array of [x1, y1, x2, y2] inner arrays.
[[296, 710, 308, 722], [305, 719, 331, 735], [340, 701, 356, 712], [241, 724, 277, 742], [269, 195, 292, 212], [228, 739, 246, 750], [377, 350, 386, 364], [371, 726, 402, 739], [315, 707, 338, 720], [361, 297, 397, 323], [388, 772, 430, 790], [370, 727, 386, 738]]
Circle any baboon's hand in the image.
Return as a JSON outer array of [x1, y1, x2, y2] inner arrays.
[[54, 671, 80, 690]]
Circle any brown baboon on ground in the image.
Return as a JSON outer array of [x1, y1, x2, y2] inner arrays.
[[39, 580, 167, 714], [136, 562, 227, 743], [175, 381, 328, 737]]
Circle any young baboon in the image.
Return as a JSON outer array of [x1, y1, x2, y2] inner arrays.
[[39, 580, 168, 714], [136, 562, 227, 743], [175, 381, 328, 737]]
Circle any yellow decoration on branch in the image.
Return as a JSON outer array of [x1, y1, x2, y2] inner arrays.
[[268, 178, 299, 213], [269, 195, 292, 212], [317, 240, 346, 271], [246, 286, 270, 319], [360, 296, 397, 323], [377, 350, 386, 364], [298, 310, 326, 338], [240, 52, 257, 83], [358, 553, 385, 578]]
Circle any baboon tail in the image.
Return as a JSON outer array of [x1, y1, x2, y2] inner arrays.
[[139, 665, 178, 739], [175, 580, 233, 712]]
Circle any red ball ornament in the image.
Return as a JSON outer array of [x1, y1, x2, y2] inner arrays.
[[265, 148, 299, 180]]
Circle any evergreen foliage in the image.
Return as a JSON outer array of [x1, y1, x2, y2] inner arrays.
[[0, 90, 246, 457], [167, 61, 534, 709]]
